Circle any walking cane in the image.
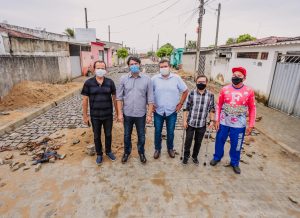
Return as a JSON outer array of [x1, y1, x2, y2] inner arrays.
[[180, 128, 185, 160], [203, 129, 211, 166]]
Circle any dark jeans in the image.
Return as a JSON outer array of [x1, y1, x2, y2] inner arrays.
[[154, 112, 177, 151], [184, 125, 206, 159], [91, 117, 113, 156], [123, 114, 146, 155]]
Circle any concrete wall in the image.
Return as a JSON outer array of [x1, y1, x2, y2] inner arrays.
[[0, 56, 71, 97], [182, 53, 196, 73]]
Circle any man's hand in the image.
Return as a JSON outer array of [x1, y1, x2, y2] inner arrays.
[[246, 127, 253, 136], [183, 121, 188, 129], [215, 121, 220, 132], [117, 114, 124, 123], [83, 115, 90, 126], [176, 103, 183, 112], [153, 105, 156, 113], [146, 115, 152, 124]]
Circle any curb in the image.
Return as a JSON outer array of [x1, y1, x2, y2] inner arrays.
[[254, 126, 300, 158], [0, 88, 81, 137]]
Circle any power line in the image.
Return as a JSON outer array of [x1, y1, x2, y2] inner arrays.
[[88, 0, 175, 22]]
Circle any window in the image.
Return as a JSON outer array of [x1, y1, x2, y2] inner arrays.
[[237, 52, 259, 59], [261, 52, 269, 60]]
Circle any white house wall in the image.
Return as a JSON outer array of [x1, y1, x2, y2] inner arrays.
[[211, 44, 300, 98]]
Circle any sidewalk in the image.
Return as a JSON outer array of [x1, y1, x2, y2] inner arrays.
[[255, 103, 300, 156]]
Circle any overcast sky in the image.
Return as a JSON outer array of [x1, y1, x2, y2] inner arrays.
[[1, 0, 300, 52]]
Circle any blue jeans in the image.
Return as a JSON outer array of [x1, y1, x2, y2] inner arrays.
[[123, 114, 146, 155], [213, 124, 246, 166], [154, 112, 177, 151]]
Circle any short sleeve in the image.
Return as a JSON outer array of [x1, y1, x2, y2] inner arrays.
[[111, 80, 116, 95], [81, 81, 90, 96], [177, 76, 188, 93]]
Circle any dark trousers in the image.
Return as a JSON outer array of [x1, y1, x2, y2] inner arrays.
[[154, 112, 177, 151], [91, 117, 113, 156], [123, 114, 146, 155], [184, 125, 206, 159]]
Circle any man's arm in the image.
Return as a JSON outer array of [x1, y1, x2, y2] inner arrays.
[[82, 96, 89, 125], [176, 89, 189, 112], [246, 90, 257, 135], [182, 92, 192, 129], [146, 77, 154, 124], [215, 89, 224, 131], [116, 76, 125, 122]]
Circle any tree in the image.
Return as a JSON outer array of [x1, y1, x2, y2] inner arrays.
[[236, 34, 256, 43], [64, 28, 74, 38], [156, 43, 174, 58], [226, 37, 236, 45], [147, 51, 155, 57], [117, 48, 129, 64], [186, 40, 197, 49]]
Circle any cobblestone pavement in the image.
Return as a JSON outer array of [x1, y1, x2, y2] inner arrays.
[[0, 71, 185, 149]]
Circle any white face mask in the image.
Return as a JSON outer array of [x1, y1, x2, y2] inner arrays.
[[95, 69, 106, 77], [160, 67, 170, 76]]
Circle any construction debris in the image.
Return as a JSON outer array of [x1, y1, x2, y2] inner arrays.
[[5, 154, 13, 160], [288, 196, 299, 204], [35, 163, 42, 172], [72, 139, 80, 145], [86, 144, 96, 156]]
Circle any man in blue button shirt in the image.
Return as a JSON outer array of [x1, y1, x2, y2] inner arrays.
[[152, 59, 188, 159]]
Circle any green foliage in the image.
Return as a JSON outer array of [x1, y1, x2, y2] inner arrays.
[[226, 37, 236, 45], [236, 34, 256, 43], [226, 34, 256, 45], [156, 43, 174, 58], [64, 28, 74, 38], [117, 48, 129, 59], [186, 40, 197, 49]]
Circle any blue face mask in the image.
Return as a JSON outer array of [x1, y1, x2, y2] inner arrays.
[[130, 65, 140, 73]]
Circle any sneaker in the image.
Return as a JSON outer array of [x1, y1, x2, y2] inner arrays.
[[182, 157, 188, 165], [192, 157, 199, 165], [121, 153, 130, 164], [106, 152, 116, 161], [139, 153, 147, 164], [96, 155, 103, 165], [232, 165, 241, 174], [210, 159, 220, 166]]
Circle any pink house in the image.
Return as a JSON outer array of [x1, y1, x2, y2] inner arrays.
[[81, 41, 113, 76]]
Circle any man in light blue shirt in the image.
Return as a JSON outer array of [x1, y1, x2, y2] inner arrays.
[[152, 59, 188, 159]]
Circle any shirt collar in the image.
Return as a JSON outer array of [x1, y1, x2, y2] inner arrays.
[[129, 72, 141, 78], [94, 76, 106, 85], [195, 88, 207, 95]]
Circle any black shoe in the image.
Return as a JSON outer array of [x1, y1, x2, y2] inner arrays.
[[139, 153, 147, 164], [122, 153, 130, 164], [182, 157, 188, 165], [153, 150, 160, 159], [232, 165, 241, 174], [192, 157, 199, 165], [210, 159, 220, 166]]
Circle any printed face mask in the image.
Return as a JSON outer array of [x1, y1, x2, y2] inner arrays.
[[130, 65, 140, 73]]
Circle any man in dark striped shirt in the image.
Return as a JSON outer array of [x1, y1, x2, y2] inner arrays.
[[182, 75, 215, 165]]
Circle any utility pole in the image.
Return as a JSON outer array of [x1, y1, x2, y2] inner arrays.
[[214, 3, 221, 49], [84, 8, 88, 29], [184, 33, 187, 50], [157, 34, 160, 50], [108, 25, 111, 42], [194, 0, 205, 75]]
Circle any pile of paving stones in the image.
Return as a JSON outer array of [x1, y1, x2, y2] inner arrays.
[[143, 64, 159, 74]]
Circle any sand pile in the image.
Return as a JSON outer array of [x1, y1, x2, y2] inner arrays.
[[0, 81, 82, 111], [176, 69, 194, 80]]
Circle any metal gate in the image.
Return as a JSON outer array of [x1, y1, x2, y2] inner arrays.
[[268, 54, 300, 117]]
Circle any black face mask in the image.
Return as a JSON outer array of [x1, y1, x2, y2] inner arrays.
[[197, 83, 206, 90], [232, 76, 243, 85]]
